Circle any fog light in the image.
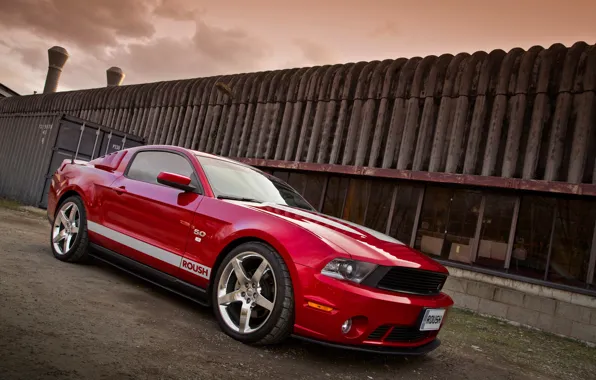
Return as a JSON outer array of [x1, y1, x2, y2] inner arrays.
[[341, 319, 352, 334]]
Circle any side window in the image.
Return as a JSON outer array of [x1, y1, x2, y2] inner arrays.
[[127, 151, 196, 185]]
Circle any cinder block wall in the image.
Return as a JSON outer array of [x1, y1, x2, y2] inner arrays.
[[443, 266, 596, 345]]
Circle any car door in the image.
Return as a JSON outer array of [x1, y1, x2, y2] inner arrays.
[[99, 149, 204, 277]]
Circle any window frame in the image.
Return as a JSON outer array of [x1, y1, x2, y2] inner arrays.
[[123, 148, 204, 195]]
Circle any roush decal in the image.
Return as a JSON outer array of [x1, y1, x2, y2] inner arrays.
[[180, 258, 211, 279]]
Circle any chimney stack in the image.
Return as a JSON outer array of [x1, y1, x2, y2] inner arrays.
[[43, 46, 69, 94], [106, 67, 125, 86]]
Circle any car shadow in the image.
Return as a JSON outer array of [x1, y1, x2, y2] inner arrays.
[[86, 256, 212, 316], [86, 256, 435, 368], [264, 338, 432, 367]]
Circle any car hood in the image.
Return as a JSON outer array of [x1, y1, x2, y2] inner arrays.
[[236, 201, 448, 273]]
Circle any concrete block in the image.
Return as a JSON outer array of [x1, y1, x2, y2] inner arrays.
[[445, 265, 594, 306], [555, 301, 592, 324], [443, 277, 467, 293], [466, 281, 496, 300], [536, 313, 554, 332], [580, 306, 593, 324], [523, 294, 556, 315], [506, 305, 539, 326], [570, 321, 596, 343], [478, 298, 508, 319], [450, 291, 480, 311], [551, 317, 573, 337], [591, 310, 596, 326], [494, 288, 525, 307], [570, 292, 596, 309]]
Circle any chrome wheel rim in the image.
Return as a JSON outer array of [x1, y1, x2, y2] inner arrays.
[[52, 201, 80, 255], [217, 252, 277, 334]]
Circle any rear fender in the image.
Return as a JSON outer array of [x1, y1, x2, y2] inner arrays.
[[50, 161, 117, 223]]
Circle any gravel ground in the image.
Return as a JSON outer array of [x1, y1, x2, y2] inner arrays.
[[0, 203, 594, 380]]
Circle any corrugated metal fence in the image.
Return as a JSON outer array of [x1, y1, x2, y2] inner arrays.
[[0, 113, 144, 206], [0, 113, 61, 205], [1, 41, 595, 185]]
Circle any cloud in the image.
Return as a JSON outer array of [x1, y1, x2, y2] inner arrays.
[[0, 0, 269, 92], [294, 38, 337, 65], [100, 19, 268, 85], [369, 21, 400, 38], [0, 0, 157, 52], [11, 46, 46, 71], [153, 0, 205, 21]]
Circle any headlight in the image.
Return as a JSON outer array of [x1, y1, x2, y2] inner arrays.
[[321, 258, 377, 283]]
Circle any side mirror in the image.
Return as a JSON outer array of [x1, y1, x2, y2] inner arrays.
[[157, 171, 195, 192]]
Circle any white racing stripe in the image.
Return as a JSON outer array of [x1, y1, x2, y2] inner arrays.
[[87, 220, 211, 279], [260, 202, 363, 235]]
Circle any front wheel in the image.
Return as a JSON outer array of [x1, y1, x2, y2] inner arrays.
[[212, 241, 294, 345]]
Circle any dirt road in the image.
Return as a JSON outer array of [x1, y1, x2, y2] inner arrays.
[[0, 205, 594, 380]]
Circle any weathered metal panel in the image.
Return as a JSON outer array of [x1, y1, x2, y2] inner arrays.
[[1, 42, 596, 196], [0, 113, 60, 205]]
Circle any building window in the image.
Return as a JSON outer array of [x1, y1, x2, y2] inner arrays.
[[509, 196, 556, 280], [322, 175, 350, 217], [414, 187, 482, 264], [262, 167, 596, 294], [272, 170, 289, 183], [548, 198, 596, 287], [287, 172, 308, 195], [475, 194, 517, 270], [390, 185, 423, 244], [342, 178, 370, 225], [365, 180, 396, 233], [302, 173, 327, 211]]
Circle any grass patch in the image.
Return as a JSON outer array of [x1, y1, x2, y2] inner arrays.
[[441, 308, 595, 379], [0, 198, 46, 218], [0, 198, 22, 210]]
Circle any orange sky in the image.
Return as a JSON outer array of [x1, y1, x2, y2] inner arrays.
[[1, 0, 595, 94]]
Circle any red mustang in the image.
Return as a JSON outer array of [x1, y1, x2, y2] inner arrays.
[[47, 145, 453, 354]]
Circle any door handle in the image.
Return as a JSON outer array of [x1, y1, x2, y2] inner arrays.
[[114, 186, 127, 195]]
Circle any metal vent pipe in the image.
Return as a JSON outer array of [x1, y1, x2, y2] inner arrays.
[[43, 46, 69, 94], [106, 67, 125, 86]]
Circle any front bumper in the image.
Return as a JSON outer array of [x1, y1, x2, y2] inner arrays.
[[292, 335, 442, 355], [293, 264, 454, 354]]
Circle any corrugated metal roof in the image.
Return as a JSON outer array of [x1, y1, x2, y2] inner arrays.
[[1, 41, 595, 185], [0, 83, 20, 98]]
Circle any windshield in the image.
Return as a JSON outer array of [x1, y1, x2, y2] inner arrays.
[[196, 155, 315, 211]]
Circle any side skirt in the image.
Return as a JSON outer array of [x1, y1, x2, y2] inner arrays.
[[89, 243, 210, 307]]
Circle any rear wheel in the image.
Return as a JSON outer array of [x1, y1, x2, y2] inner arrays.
[[212, 241, 294, 345], [50, 195, 89, 263]]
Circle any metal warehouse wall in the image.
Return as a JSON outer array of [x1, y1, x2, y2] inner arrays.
[[1, 41, 595, 186], [0, 113, 62, 205]]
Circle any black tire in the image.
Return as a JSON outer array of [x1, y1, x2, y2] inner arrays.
[[50, 195, 90, 263], [211, 241, 294, 345]]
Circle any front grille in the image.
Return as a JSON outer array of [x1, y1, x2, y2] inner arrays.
[[367, 325, 432, 343], [368, 325, 391, 340], [377, 267, 447, 295], [385, 327, 431, 343]]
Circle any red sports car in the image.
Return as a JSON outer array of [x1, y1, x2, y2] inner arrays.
[[47, 145, 453, 354]]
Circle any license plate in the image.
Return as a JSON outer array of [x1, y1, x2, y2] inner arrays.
[[419, 308, 445, 331]]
